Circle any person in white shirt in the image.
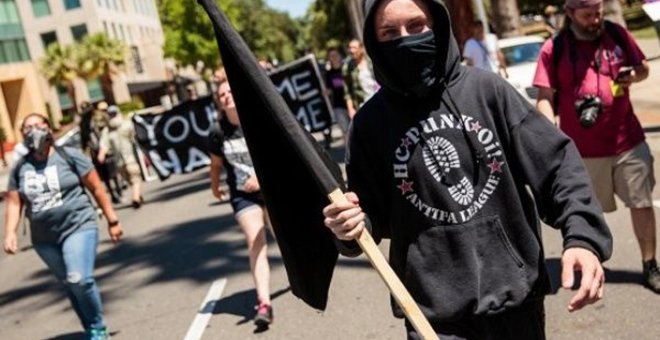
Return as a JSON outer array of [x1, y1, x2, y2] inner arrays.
[[463, 20, 508, 78]]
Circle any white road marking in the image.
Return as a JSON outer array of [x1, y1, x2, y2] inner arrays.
[[654, 200, 660, 209], [183, 278, 228, 340]]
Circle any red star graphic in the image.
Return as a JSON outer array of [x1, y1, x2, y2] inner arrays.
[[401, 138, 412, 148], [488, 159, 504, 173], [470, 121, 482, 132], [397, 179, 414, 195]]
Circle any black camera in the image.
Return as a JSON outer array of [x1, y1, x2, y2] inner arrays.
[[575, 95, 603, 128]]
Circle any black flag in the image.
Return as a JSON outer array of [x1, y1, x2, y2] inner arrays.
[[197, 0, 344, 310]]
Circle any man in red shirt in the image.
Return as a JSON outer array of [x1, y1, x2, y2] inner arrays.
[[534, 0, 659, 293]]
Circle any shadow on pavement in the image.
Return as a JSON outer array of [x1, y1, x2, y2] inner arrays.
[[0, 213, 281, 314], [148, 180, 212, 203], [151, 171, 210, 193], [211, 286, 291, 329], [44, 330, 120, 340], [44, 331, 85, 340]]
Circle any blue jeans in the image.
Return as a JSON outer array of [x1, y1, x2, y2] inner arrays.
[[34, 227, 105, 331]]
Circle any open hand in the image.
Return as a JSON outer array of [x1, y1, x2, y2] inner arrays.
[[561, 247, 605, 312]]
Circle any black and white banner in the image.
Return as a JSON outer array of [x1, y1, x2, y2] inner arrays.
[[133, 55, 334, 179], [269, 54, 333, 133], [133, 96, 217, 180]]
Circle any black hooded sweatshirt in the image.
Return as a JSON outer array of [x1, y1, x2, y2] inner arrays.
[[343, 0, 613, 323]]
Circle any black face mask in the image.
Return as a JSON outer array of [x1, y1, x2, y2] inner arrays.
[[377, 30, 438, 98]]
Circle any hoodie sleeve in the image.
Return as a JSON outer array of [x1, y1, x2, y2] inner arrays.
[[335, 120, 391, 257], [502, 86, 613, 261]]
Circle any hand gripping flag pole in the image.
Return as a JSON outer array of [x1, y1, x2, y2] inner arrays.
[[197, 1, 436, 338]]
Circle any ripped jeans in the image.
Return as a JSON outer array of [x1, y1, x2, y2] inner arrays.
[[34, 228, 105, 331]]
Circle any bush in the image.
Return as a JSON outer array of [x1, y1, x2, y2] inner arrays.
[[59, 113, 75, 126], [118, 98, 145, 115]]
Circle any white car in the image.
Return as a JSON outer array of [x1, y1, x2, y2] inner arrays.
[[499, 36, 545, 103]]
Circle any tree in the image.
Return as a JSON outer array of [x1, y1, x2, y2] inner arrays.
[[158, 0, 220, 68], [490, 0, 523, 37], [303, 0, 352, 56], [78, 33, 126, 105], [157, 0, 303, 68], [445, 0, 476, 47], [40, 44, 80, 114]]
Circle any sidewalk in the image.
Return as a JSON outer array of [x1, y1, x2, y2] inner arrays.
[[632, 38, 660, 130], [0, 150, 18, 197]]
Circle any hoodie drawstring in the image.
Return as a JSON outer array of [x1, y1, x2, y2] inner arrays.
[[441, 81, 484, 185]]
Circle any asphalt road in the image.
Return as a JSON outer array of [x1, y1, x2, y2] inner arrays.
[[1, 132, 659, 340]]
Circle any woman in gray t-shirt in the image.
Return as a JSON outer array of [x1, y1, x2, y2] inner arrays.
[[3, 113, 124, 340]]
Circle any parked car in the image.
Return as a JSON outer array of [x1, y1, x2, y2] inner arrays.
[[499, 35, 545, 103]]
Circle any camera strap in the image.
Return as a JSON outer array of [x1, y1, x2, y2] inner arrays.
[[567, 31, 603, 99]]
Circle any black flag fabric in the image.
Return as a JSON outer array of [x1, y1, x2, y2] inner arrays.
[[198, 0, 344, 310]]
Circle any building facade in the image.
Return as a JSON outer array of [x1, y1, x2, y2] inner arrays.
[[0, 0, 166, 143]]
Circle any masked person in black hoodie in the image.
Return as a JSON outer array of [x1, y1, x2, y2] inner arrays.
[[322, 0, 613, 339]]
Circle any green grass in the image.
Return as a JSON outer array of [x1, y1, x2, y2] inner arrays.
[[631, 25, 659, 40]]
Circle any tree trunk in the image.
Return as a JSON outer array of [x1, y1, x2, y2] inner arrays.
[[490, 0, 523, 38], [604, 0, 626, 28], [344, 0, 364, 41], [101, 65, 116, 105], [444, 0, 475, 48], [66, 82, 78, 114]]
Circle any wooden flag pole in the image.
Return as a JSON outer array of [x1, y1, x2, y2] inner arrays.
[[328, 189, 438, 340]]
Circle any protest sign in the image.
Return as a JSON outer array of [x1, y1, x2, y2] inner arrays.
[[133, 55, 333, 180], [132, 96, 217, 179], [269, 55, 333, 133]]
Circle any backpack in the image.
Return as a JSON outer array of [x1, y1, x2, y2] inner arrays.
[[549, 21, 629, 110], [551, 20, 629, 84], [11, 147, 87, 236], [13, 147, 84, 188]]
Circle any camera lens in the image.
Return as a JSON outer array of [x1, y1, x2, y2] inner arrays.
[[575, 95, 602, 128]]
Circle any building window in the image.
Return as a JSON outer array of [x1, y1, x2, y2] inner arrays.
[[71, 23, 87, 41], [40, 31, 58, 49], [63, 0, 81, 10], [87, 78, 104, 102], [131, 46, 142, 73], [126, 26, 132, 43], [0, 0, 29, 64], [0, 0, 20, 23], [31, 0, 51, 17], [0, 39, 30, 64], [57, 85, 73, 110]]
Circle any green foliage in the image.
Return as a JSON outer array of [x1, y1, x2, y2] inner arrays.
[[78, 33, 126, 80], [59, 113, 75, 126], [158, 0, 303, 67], [40, 44, 79, 87], [303, 0, 352, 57], [159, 0, 219, 68], [118, 98, 145, 114]]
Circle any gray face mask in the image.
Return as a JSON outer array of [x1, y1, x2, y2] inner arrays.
[[24, 128, 52, 155]]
